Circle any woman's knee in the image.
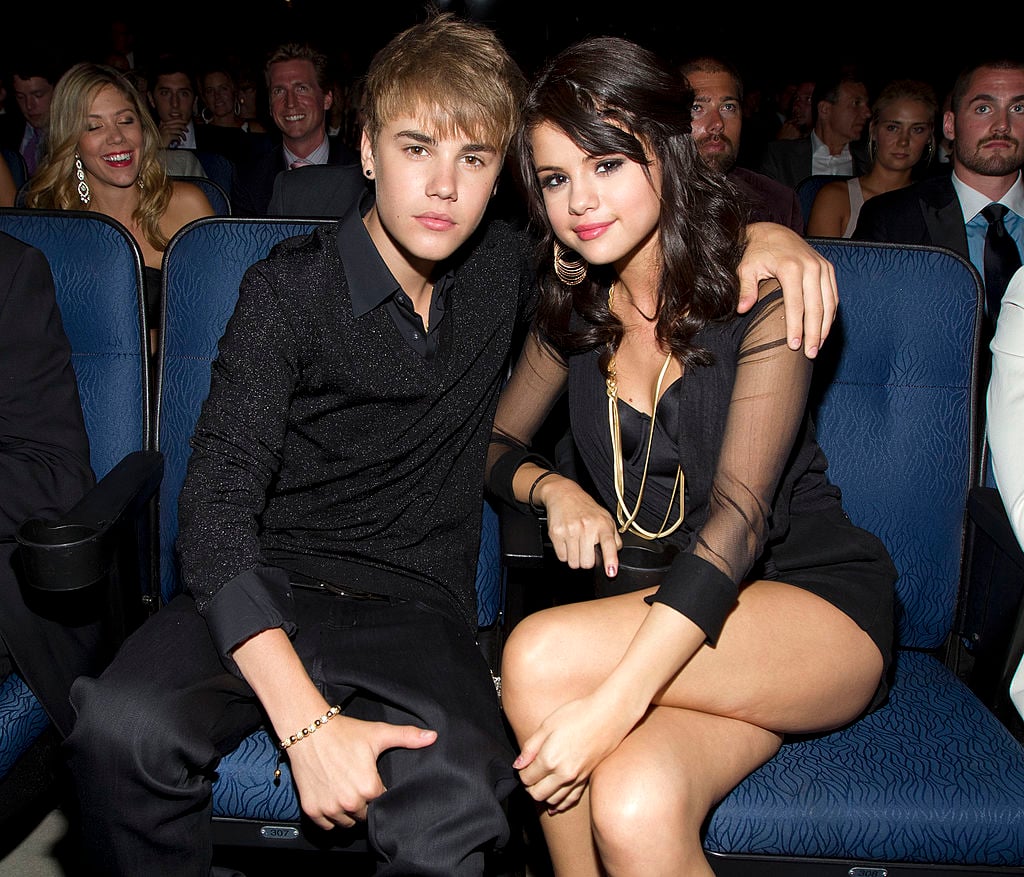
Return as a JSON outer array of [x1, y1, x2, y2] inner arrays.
[[500, 611, 574, 725], [588, 755, 698, 859]]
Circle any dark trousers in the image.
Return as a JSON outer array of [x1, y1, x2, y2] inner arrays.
[[66, 590, 517, 876]]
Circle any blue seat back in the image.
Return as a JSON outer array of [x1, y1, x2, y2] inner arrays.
[[0, 209, 150, 479], [157, 218, 330, 604], [194, 150, 236, 198], [1, 148, 28, 192], [807, 239, 982, 648], [173, 176, 231, 216], [796, 174, 851, 227]]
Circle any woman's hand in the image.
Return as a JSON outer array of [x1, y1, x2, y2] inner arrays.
[[738, 222, 838, 359], [536, 473, 622, 575], [513, 688, 642, 813]]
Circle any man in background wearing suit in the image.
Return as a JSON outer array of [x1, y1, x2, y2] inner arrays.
[[759, 69, 872, 191], [853, 58, 1024, 329], [233, 42, 359, 216]]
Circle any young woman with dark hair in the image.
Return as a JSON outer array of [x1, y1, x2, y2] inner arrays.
[[488, 37, 896, 876]]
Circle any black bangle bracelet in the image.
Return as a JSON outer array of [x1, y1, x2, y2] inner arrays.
[[528, 469, 558, 515]]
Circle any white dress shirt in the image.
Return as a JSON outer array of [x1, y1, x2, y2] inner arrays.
[[810, 131, 854, 177]]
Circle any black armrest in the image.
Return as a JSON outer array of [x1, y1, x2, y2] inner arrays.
[[959, 486, 1024, 739], [969, 486, 1024, 570], [498, 500, 547, 569], [15, 450, 164, 593]]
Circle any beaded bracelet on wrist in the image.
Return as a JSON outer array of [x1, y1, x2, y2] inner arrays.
[[278, 704, 342, 751]]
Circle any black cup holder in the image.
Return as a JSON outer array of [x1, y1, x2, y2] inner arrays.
[[15, 520, 110, 592]]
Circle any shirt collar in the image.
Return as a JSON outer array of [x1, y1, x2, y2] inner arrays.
[[283, 133, 330, 168], [337, 190, 399, 317], [810, 131, 851, 160], [953, 170, 1024, 223], [335, 190, 456, 317]]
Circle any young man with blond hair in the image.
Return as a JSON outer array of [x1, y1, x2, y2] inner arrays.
[[67, 13, 838, 876]]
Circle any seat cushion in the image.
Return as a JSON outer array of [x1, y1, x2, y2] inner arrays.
[[212, 729, 300, 822], [704, 651, 1024, 866], [0, 673, 49, 778]]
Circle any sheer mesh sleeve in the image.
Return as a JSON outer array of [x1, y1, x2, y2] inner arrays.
[[485, 332, 569, 510], [649, 292, 813, 641]]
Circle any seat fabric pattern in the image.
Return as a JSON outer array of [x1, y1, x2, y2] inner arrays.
[[0, 210, 148, 479], [705, 651, 1024, 864], [0, 209, 148, 782], [0, 674, 49, 778]]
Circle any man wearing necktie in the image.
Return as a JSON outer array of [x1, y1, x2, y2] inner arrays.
[[232, 43, 358, 216], [10, 68, 57, 178], [853, 58, 1024, 334]]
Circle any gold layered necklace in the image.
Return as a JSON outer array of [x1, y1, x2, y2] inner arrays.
[[606, 283, 686, 540]]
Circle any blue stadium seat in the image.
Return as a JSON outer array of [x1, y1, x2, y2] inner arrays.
[[0, 209, 158, 830], [702, 241, 1024, 873]]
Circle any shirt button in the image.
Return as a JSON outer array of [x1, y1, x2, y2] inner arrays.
[[412, 331, 420, 340]]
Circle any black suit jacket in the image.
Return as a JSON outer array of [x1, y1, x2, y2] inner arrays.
[[851, 174, 968, 258], [759, 136, 871, 191], [267, 161, 369, 218], [232, 135, 360, 217], [0, 232, 100, 736]]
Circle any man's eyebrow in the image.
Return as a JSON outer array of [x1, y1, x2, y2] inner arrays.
[[394, 130, 497, 153], [395, 129, 436, 145]]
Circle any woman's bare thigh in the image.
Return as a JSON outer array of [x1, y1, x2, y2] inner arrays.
[[502, 578, 883, 735]]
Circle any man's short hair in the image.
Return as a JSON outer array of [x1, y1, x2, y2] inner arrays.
[[264, 43, 331, 93], [678, 56, 744, 102], [360, 11, 526, 154], [950, 58, 1024, 114], [151, 55, 195, 86]]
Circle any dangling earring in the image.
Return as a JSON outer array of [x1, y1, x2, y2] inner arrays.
[[75, 154, 90, 205], [922, 138, 935, 166], [554, 240, 587, 286], [868, 139, 878, 164]]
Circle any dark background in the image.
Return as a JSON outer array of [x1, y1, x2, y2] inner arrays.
[[8, 2, 1018, 118]]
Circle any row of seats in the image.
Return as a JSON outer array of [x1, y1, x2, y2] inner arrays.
[[1, 207, 1023, 873]]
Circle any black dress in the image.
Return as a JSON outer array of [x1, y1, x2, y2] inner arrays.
[[489, 290, 896, 709]]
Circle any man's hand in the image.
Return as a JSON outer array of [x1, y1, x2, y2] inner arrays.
[[288, 714, 437, 830], [738, 222, 838, 359], [157, 117, 189, 149]]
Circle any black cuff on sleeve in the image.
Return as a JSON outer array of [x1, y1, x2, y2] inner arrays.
[[644, 551, 738, 645], [488, 448, 555, 513], [202, 565, 296, 674]]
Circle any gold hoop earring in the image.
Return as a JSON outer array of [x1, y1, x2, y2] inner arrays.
[[554, 240, 587, 286]]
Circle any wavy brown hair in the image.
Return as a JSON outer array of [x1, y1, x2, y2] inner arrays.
[[513, 37, 748, 368], [26, 62, 173, 250]]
